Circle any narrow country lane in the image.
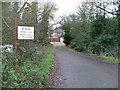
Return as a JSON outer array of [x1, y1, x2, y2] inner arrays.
[[54, 47, 118, 88]]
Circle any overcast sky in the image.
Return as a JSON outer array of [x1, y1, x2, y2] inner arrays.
[[53, 0, 84, 19], [53, 0, 82, 16], [49, 0, 84, 27]]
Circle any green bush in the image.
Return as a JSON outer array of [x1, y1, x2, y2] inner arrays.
[[2, 47, 53, 88]]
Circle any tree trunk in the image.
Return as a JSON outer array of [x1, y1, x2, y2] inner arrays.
[[118, 2, 120, 60]]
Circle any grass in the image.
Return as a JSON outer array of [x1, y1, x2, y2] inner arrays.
[[97, 55, 119, 63], [65, 46, 119, 64], [40, 47, 53, 84]]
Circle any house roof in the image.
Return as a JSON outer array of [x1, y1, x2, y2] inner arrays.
[[53, 28, 63, 33]]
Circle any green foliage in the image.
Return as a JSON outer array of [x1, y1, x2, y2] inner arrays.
[[2, 52, 18, 88], [97, 55, 119, 63], [2, 2, 56, 88], [62, 2, 118, 61], [62, 22, 73, 46], [37, 2, 57, 45], [91, 14, 105, 38], [2, 1, 56, 88], [20, 2, 37, 26], [2, 47, 53, 88], [2, 2, 18, 44]]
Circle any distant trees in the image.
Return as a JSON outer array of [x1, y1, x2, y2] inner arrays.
[[62, 1, 118, 58]]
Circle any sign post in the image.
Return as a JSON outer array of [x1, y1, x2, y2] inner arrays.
[[14, 17, 18, 68], [14, 22, 34, 68]]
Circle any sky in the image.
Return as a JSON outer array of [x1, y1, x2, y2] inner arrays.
[[53, 0, 83, 17], [50, 0, 84, 28], [53, 0, 82, 17]]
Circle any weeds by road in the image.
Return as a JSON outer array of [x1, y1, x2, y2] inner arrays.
[[2, 45, 54, 88], [64, 47, 119, 64]]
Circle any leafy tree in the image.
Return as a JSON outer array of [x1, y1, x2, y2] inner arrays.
[[2, 2, 19, 44], [61, 20, 73, 46], [37, 2, 57, 45], [62, 1, 118, 57]]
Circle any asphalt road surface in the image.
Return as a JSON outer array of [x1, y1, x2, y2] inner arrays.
[[54, 47, 118, 88]]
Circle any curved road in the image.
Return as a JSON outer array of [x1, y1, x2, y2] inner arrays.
[[54, 47, 118, 88]]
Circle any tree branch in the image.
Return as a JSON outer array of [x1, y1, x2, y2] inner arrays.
[[49, 18, 65, 28], [2, 17, 13, 30], [96, 5, 117, 15]]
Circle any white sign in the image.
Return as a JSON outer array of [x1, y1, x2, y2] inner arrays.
[[18, 26, 34, 39]]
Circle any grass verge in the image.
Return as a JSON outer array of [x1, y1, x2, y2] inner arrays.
[[96, 55, 119, 63], [2, 45, 54, 88], [65, 47, 119, 64]]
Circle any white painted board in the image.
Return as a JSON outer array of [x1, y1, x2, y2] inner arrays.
[[18, 26, 34, 39]]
